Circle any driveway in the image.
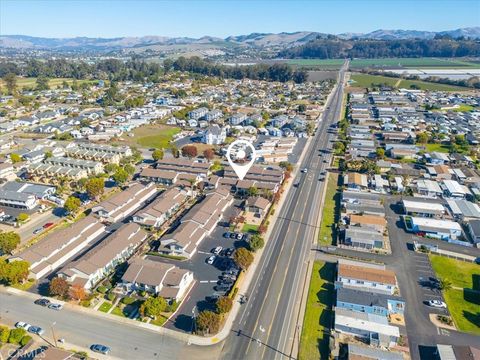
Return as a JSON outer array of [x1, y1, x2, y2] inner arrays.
[[147, 199, 247, 333]]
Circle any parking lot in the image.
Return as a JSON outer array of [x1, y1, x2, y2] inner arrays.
[[412, 252, 449, 314], [149, 200, 250, 333]]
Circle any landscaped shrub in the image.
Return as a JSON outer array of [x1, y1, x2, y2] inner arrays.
[[166, 300, 179, 313], [97, 285, 108, 294], [121, 296, 136, 305], [107, 292, 116, 301], [0, 325, 10, 344], [20, 335, 32, 346], [80, 299, 91, 307], [8, 328, 26, 344]]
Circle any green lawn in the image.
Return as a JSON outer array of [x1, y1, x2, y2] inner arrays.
[[429, 255, 480, 334], [151, 315, 169, 327], [350, 73, 467, 91], [349, 58, 480, 69], [430, 255, 479, 289], [452, 104, 476, 112], [134, 126, 180, 149], [98, 301, 113, 313], [299, 261, 335, 360], [318, 173, 339, 245], [424, 143, 450, 153], [0, 77, 97, 90], [242, 223, 259, 234], [111, 306, 126, 317]]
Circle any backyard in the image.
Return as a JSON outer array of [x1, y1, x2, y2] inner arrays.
[[424, 143, 450, 153], [429, 255, 480, 335], [299, 261, 335, 360], [318, 173, 339, 245]]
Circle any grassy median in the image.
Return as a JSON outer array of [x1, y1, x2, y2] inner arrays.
[[318, 173, 339, 245], [430, 255, 480, 334], [299, 261, 335, 360]]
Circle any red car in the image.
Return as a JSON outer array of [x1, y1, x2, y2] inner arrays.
[[43, 222, 54, 229]]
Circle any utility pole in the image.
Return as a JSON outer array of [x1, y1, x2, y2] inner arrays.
[[51, 322, 58, 348]]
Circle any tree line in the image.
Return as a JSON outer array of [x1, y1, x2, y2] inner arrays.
[[168, 56, 308, 83], [279, 37, 480, 59], [0, 58, 163, 82]]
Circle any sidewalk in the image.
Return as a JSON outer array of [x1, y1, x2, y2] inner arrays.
[[1, 132, 314, 348]]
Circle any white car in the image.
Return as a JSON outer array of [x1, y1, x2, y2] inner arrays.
[[301, 168, 308, 173], [207, 255, 216, 265], [427, 300, 447, 308], [213, 246, 223, 255], [15, 322, 31, 331]]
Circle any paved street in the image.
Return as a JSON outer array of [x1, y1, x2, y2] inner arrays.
[[320, 194, 480, 357], [0, 290, 206, 360], [220, 62, 348, 360]]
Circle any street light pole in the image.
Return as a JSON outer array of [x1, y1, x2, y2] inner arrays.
[[51, 322, 58, 348]]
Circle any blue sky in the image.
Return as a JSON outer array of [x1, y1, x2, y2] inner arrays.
[[1, 0, 479, 38]]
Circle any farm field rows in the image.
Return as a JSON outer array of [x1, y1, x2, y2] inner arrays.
[[286, 57, 480, 69]]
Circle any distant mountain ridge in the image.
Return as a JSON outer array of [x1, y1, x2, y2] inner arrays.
[[1, 27, 479, 51]]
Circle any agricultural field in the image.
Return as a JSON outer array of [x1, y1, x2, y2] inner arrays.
[[0, 77, 97, 90], [349, 73, 467, 91], [349, 57, 480, 69], [114, 125, 181, 149], [287, 59, 345, 69]]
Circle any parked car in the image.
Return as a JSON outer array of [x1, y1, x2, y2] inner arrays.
[[48, 303, 63, 311], [223, 270, 239, 276], [33, 228, 43, 235], [28, 326, 44, 336], [91, 344, 111, 355], [219, 278, 234, 285], [206, 255, 216, 265], [43, 222, 54, 229], [34, 298, 51, 307], [223, 232, 231, 238], [229, 232, 237, 239], [206, 294, 221, 303], [212, 246, 223, 255], [221, 274, 236, 281], [214, 284, 231, 292], [15, 322, 31, 331], [301, 168, 308, 173], [427, 300, 447, 308], [236, 233, 243, 240], [225, 248, 234, 257]]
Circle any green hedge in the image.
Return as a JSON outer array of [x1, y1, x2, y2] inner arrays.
[[20, 335, 32, 346]]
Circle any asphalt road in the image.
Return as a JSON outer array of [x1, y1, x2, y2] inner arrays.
[[319, 195, 480, 358], [220, 62, 348, 360]]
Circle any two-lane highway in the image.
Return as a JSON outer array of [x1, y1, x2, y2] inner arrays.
[[221, 62, 348, 360]]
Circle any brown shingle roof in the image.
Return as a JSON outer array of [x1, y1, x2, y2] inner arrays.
[[338, 263, 397, 285]]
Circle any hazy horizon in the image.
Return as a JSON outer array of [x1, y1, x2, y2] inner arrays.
[[1, 0, 478, 38]]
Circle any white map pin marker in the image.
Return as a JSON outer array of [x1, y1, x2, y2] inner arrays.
[[226, 140, 256, 180]]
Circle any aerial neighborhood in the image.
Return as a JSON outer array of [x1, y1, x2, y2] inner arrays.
[[0, 2, 479, 359]]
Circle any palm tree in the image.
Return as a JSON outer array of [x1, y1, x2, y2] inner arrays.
[[439, 278, 452, 291]]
